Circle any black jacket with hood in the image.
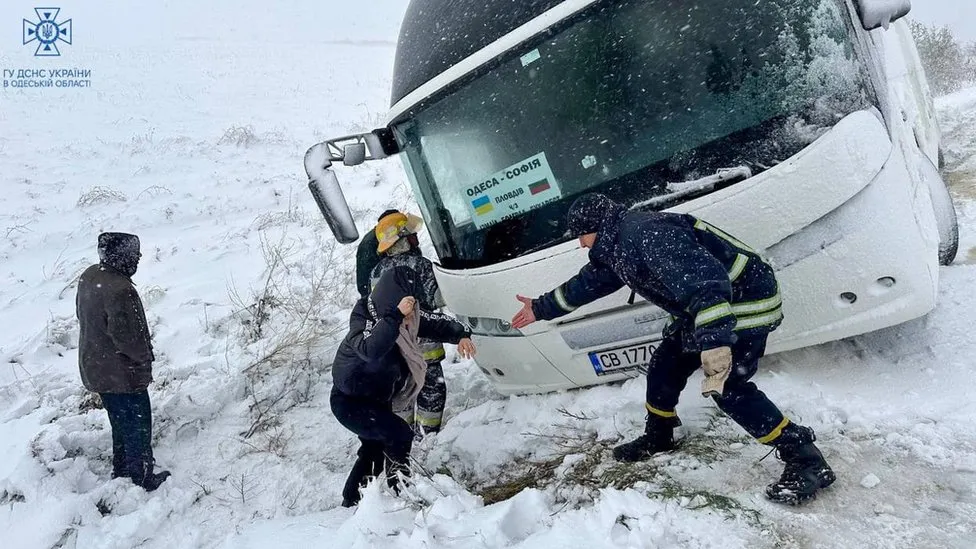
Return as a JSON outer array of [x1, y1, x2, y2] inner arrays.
[[355, 230, 381, 298], [76, 233, 154, 393], [332, 266, 470, 402]]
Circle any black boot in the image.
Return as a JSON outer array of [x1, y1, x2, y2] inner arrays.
[[765, 424, 835, 505], [342, 442, 385, 507], [140, 470, 171, 492], [612, 416, 676, 463], [341, 456, 376, 507], [131, 461, 171, 492]]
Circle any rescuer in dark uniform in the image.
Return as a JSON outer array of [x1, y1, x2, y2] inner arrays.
[[511, 193, 835, 505]]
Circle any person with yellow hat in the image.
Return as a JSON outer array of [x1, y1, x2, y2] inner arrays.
[[369, 210, 456, 434]]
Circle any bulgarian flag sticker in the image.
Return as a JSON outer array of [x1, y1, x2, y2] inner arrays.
[[528, 178, 551, 195]]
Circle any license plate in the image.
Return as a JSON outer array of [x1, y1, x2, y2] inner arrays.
[[588, 342, 657, 376]]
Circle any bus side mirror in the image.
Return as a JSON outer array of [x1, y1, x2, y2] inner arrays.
[[343, 143, 367, 166], [853, 0, 911, 31], [305, 143, 359, 243], [302, 127, 401, 243]]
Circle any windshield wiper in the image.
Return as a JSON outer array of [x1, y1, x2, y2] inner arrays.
[[521, 239, 565, 258], [629, 166, 752, 211]]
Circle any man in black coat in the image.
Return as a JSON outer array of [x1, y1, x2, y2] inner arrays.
[[331, 266, 475, 507], [512, 194, 834, 505], [76, 232, 170, 491]]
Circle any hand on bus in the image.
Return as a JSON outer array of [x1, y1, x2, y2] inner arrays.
[[457, 338, 477, 359], [511, 295, 537, 329]]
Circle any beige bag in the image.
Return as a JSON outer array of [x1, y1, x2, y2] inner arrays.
[[391, 311, 427, 416]]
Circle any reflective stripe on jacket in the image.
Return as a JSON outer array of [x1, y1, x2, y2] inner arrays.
[[532, 208, 781, 351]]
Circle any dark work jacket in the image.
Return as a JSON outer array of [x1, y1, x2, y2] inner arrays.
[[371, 248, 448, 363], [371, 248, 444, 311], [332, 267, 470, 403], [355, 231, 381, 298], [76, 264, 155, 393], [532, 207, 782, 352]]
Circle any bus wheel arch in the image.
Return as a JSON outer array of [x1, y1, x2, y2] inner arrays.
[[925, 150, 959, 265]]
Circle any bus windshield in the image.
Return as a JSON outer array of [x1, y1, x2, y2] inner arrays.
[[393, 0, 877, 269]]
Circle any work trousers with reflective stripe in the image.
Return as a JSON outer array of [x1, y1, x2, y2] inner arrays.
[[416, 361, 446, 431], [390, 360, 448, 432], [645, 332, 789, 444]]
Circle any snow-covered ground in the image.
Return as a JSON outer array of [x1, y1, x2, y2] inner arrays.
[[2, 2, 976, 548]]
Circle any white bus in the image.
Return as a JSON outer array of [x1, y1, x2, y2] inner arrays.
[[306, 0, 958, 394]]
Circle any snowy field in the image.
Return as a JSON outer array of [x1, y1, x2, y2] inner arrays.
[[2, 2, 976, 548]]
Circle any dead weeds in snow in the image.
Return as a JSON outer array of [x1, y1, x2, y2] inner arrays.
[[471, 408, 763, 525]]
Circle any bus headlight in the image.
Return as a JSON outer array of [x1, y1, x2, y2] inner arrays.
[[455, 315, 524, 337]]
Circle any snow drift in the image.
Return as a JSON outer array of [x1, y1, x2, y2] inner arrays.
[[1, 1, 976, 548]]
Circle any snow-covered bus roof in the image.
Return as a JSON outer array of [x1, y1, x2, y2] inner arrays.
[[391, 0, 566, 106]]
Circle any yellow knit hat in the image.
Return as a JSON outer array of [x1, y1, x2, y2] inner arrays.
[[375, 211, 424, 253]]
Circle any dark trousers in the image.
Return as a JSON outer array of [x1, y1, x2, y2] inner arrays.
[[645, 333, 789, 443], [416, 361, 447, 430], [330, 391, 415, 503], [100, 390, 154, 478]]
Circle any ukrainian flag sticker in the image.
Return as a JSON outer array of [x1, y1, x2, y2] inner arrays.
[[472, 195, 494, 215]]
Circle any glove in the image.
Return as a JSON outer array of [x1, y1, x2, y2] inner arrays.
[[700, 346, 733, 398]]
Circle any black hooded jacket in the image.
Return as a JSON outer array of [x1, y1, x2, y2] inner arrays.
[[332, 266, 470, 402], [76, 233, 153, 393], [355, 231, 381, 298]]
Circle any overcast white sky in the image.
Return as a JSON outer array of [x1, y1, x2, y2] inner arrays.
[[910, 0, 976, 42]]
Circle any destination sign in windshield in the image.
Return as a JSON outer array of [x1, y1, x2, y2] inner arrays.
[[464, 152, 561, 229]]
